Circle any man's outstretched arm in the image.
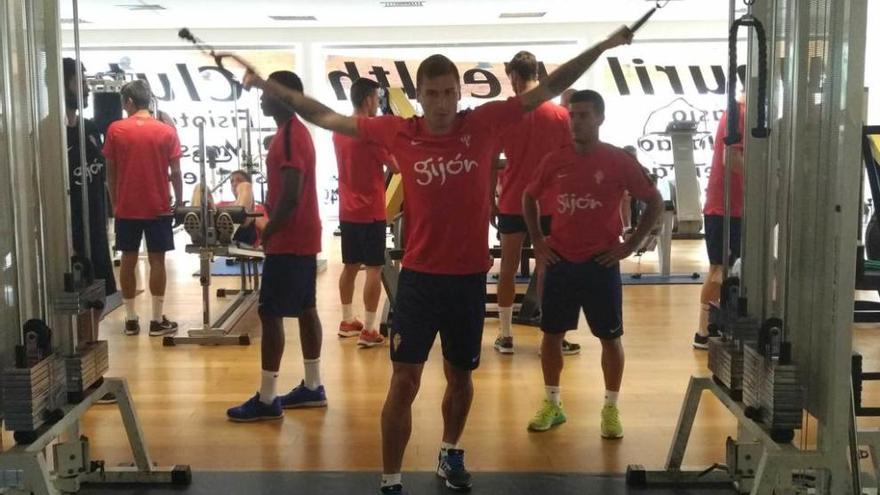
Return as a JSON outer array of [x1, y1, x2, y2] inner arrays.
[[520, 26, 633, 112], [224, 54, 360, 137]]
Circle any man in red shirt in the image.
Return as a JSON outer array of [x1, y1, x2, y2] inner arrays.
[[523, 90, 662, 439], [226, 71, 327, 422], [492, 50, 577, 356], [226, 25, 633, 494], [334, 78, 396, 347], [694, 99, 745, 349], [104, 80, 182, 337]]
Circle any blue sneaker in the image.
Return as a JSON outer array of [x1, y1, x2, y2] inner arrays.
[[226, 393, 283, 422], [379, 484, 406, 494], [279, 380, 328, 409], [437, 448, 472, 491]]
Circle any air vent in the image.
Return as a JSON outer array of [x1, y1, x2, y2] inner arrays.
[[115, 4, 166, 11], [499, 12, 546, 19], [381, 1, 425, 7], [269, 15, 317, 21]]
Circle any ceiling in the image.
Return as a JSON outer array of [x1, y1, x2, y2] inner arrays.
[[63, 0, 735, 30]]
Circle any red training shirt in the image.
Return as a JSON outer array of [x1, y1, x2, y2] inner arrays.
[[526, 142, 657, 263], [264, 115, 321, 256], [332, 132, 392, 223], [103, 115, 181, 219], [358, 97, 524, 274], [497, 101, 570, 214]]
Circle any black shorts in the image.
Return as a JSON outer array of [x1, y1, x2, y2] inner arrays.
[[497, 214, 552, 236], [115, 217, 174, 253], [390, 269, 486, 370], [258, 254, 317, 318], [704, 215, 742, 266], [541, 259, 623, 340], [233, 222, 258, 245], [340, 220, 386, 266]]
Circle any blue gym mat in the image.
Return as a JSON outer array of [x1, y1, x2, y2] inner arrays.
[[193, 258, 264, 277]]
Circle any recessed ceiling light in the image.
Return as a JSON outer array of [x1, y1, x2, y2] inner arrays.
[[269, 15, 318, 21], [499, 12, 546, 19], [115, 4, 166, 11], [381, 1, 425, 7]]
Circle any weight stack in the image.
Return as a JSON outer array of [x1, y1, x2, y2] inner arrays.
[[708, 337, 744, 395], [727, 316, 761, 344], [65, 340, 109, 399], [1, 354, 67, 432], [742, 344, 803, 432]]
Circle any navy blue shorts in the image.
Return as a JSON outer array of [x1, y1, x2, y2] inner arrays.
[[390, 269, 485, 371], [541, 259, 623, 340], [704, 215, 742, 266], [258, 254, 317, 318], [115, 218, 174, 253], [340, 220, 386, 267], [497, 214, 552, 236]]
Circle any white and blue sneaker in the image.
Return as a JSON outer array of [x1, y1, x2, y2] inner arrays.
[[437, 448, 472, 491], [226, 393, 283, 422], [279, 380, 327, 409]]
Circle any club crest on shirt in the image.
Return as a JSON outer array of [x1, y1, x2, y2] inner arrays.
[[594, 171, 605, 185], [460, 134, 471, 148]]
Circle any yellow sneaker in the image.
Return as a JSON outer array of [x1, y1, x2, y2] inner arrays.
[[601, 403, 624, 439], [527, 399, 567, 432]]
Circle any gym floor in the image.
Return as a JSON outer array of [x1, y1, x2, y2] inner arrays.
[[20, 233, 880, 493]]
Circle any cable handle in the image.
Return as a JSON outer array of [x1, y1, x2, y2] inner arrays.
[[725, 15, 771, 145]]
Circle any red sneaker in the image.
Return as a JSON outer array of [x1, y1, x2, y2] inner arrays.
[[338, 319, 364, 337], [357, 329, 385, 348]]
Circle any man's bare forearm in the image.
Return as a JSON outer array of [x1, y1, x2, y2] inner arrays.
[[261, 79, 358, 136], [522, 192, 543, 241], [628, 192, 663, 247]]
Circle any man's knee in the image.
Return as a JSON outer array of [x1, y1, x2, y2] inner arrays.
[[389, 364, 423, 401]]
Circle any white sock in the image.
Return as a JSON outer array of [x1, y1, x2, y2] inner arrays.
[[440, 441, 457, 454], [697, 303, 710, 337], [304, 358, 321, 390], [259, 370, 278, 404], [342, 304, 355, 323], [605, 390, 619, 406], [151, 296, 164, 322], [545, 385, 562, 406], [365, 311, 378, 332], [381, 473, 402, 488], [499, 306, 513, 338], [124, 298, 137, 321]]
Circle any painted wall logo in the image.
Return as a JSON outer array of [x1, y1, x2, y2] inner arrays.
[[413, 154, 478, 186]]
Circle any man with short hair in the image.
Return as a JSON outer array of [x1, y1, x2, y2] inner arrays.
[[492, 50, 578, 355], [334, 77, 396, 348], [225, 25, 633, 494], [104, 80, 182, 337], [523, 90, 662, 438], [226, 71, 327, 422]]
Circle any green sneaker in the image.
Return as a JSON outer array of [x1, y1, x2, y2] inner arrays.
[[601, 404, 624, 439], [527, 399, 567, 432]]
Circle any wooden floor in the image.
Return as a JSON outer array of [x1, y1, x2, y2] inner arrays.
[[26, 234, 880, 474]]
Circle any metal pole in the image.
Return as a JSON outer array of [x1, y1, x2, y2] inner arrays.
[[72, 0, 90, 261], [198, 122, 210, 329], [722, 0, 737, 280]]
